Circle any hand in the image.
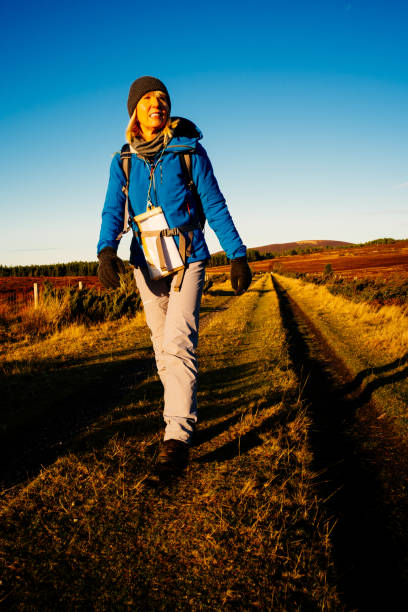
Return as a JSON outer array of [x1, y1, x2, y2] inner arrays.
[[230, 256, 252, 295], [97, 247, 126, 289]]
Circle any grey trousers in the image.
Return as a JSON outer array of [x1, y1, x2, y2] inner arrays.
[[134, 261, 206, 444]]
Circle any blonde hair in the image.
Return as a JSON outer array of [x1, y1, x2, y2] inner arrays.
[[125, 111, 179, 144]]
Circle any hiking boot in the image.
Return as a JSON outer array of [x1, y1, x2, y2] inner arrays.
[[154, 439, 190, 479]]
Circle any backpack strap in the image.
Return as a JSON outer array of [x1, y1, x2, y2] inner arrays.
[[116, 144, 133, 240], [179, 153, 206, 230], [116, 148, 202, 292]]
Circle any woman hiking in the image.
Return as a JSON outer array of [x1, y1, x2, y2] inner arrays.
[[97, 76, 252, 479]]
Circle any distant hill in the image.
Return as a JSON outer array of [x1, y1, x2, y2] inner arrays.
[[251, 240, 353, 255]]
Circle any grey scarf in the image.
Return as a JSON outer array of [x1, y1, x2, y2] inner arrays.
[[130, 128, 174, 160]]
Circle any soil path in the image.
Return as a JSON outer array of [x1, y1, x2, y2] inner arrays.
[[272, 274, 407, 611]]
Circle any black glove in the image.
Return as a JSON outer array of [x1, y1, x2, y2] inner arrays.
[[97, 247, 126, 289], [230, 256, 252, 295]]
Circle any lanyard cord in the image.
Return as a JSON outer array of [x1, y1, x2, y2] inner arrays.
[[145, 145, 167, 209]]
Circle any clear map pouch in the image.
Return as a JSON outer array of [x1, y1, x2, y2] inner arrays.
[[133, 207, 185, 281]]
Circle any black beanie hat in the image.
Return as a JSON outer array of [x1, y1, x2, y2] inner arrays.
[[127, 76, 171, 118]]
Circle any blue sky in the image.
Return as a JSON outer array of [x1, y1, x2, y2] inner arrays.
[[1, 0, 407, 266]]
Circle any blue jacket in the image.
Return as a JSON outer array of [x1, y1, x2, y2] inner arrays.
[[97, 118, 246, 266]]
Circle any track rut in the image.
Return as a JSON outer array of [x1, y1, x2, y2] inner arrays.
[[272, 274, 407, 611]]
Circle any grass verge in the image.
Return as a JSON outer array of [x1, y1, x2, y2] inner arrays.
[[274, 274, 408, 430]]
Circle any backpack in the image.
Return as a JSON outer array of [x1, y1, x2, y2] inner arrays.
[[119, 144, 206, 234], [117, 145, 205, 292]]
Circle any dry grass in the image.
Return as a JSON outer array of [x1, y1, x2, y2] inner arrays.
[[1, 312, 148, 374], [0, 275, 342, 610], [274, 274, 408, 361], [275, 274, 408, 430], [0, 279, 233, 369], [0, 293, 79, 345]]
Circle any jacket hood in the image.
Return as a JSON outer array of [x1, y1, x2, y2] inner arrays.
[[165, 117, 203, 152]]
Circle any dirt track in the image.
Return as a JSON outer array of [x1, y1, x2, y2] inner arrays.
[[1, 276, 344, 611], [2, 275, 407, 609], [272, 274, 408, 611]]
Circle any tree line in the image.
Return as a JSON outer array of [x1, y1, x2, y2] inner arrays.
[[207, 245, 336, 267], [0, 239, 397, 277], [0, 250, 302, 276], [0, 261, 99, 277]]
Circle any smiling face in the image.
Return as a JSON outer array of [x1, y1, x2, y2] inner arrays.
[[136, 90, 170, 141]]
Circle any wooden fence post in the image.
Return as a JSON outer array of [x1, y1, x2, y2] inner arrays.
[[33, 283, 38, 309]]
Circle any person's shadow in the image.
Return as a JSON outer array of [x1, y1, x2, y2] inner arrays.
[[0, 347, 156, 489]]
